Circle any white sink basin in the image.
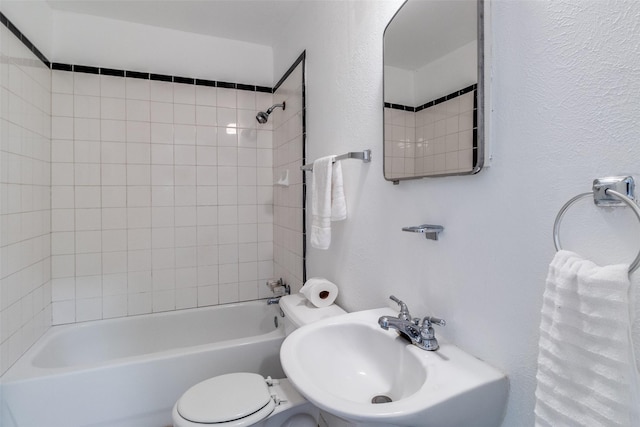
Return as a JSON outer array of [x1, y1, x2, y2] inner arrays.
[[280, 308, 508, 427]]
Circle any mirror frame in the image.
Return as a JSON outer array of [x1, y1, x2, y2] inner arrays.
[[382, 0, 486, 183]]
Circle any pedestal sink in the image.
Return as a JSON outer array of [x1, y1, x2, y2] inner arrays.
[[280, 308, 508, 427]]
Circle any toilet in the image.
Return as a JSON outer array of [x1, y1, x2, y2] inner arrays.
[[172, 293, 346, 427]]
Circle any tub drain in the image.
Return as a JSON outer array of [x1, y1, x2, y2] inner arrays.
[[371, 395, 393, 404]]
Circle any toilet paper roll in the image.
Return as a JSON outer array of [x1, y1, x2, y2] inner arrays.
[[300, 277, 338, 308]]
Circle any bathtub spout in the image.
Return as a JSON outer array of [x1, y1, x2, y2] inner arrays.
[[266, 297, 281, 305]]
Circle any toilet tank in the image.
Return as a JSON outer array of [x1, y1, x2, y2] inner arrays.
[[279, 294, 346, 335]]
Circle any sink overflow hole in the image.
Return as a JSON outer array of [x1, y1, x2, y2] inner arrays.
[[371, 395, 393, 404]]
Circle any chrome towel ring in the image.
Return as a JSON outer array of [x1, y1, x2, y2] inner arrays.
[[553, 176, 640, 273]]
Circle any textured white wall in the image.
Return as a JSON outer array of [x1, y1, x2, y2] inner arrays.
[[274, 1, 640, 425]]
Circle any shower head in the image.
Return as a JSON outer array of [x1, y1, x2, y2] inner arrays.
[[256, 111, 269, 124], [256, 102, 286, 124]]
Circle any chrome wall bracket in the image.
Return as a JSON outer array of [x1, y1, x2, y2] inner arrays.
[[592, 176, 635, 207], [402, 224, 444, 241]]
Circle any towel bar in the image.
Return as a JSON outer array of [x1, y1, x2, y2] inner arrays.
[[300, 149, 371, 172], [553, 176, 640, 273]]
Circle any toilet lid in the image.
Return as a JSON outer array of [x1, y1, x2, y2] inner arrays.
[[177, 372, 275, 424]]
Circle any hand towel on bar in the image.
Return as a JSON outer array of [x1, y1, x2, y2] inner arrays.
[[310, 156, 347, 250], [534, 250, 639, 427], [331, 160, 347, 221]]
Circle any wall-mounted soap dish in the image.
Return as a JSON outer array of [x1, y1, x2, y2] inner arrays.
[[402, 224, 444, 241], [275, 170, 289, 187]]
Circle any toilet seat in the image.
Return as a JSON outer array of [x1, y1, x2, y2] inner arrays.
[[176, 373, 276, 426]]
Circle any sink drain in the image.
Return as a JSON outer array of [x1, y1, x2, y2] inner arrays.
[[371, 395, 393, 404]]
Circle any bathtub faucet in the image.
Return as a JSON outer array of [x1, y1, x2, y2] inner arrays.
[[378, 295, 446, 351], [266, 281, 290, 305]]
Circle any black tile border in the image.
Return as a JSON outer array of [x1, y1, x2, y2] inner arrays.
[[102, 68, 125, 77], [274, 51, 306, 93], [301, 51, 307, 283], [384, 84, 478, 112], [173, 76, 194, 85], [275, 51, 308, 282], [52, 63, 72, 72], [74, 65, 100, 75], [0, 11, 277, 94], [0, 11, 51, 68]]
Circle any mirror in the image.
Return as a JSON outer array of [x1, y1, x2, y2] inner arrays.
[[383, 0, 484, 182]]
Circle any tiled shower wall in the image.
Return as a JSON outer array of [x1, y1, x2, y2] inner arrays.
[[272, 61, 305, 291], [384, 90, 475, 179], [50, 71, 275, 324], [0, 24, 52, 373]]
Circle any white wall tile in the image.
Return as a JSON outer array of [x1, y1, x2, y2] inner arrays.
[[75, 118, 101, 141], [100, 76, 125, 98], [75, 95, 100, 119], [197, 285, 219, 306], [74, 73, 100, 96], [174, 227, 196, 249], [125, 78, 150, 100], [151, 123, 173, 144], [174, 104, 195, 125], [216, 88, 236, 108], [196, 105, 217, 126], [101, 97, 126, 120], [102, 187, 126, 207], [128, 228, 152, 250], [175, 186, 196, 206], [52, 93, 73, 117], [176, 287, 197, 309], [196, 126, 217, 146], [174, 124, 196, 145], [75, 186, 101, 208], [174, 83, 195, 104], [74, 140, 101, 163], [101, 207, 126, 230], [33, 72, 281, 329], [195, 86, 216, 106], [128, 292, 152, 315], [102, 164, 127, 186], [52, 300, 75, 324], [150, 101, 173, 123], [53, 70, 73, 94], [175, 166, 196, 186], [76, 230, 101, 254], [103, 294, 127, 319], [101, 119, 126, 142], [150, 81, 173, 102], [126, 99, 150, 122], [102, 229, 127, 252]]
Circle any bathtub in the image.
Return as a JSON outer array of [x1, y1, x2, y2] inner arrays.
[[1, 300, 286, 427]]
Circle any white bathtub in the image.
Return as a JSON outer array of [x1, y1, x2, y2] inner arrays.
[[1, 301, 286, 427]]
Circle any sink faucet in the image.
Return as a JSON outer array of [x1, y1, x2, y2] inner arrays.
[[378, 295, 446, 351]]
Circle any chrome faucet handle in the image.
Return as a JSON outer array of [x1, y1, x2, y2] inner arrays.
[[419, 316, 445, 351], [422, 316, 446, 327], [389, 295, 411, 321]]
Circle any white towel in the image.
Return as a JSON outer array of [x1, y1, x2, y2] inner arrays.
[[310, 156, 347, 250], [534, 250, 639, 427], [331, 160, 347, 221]]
